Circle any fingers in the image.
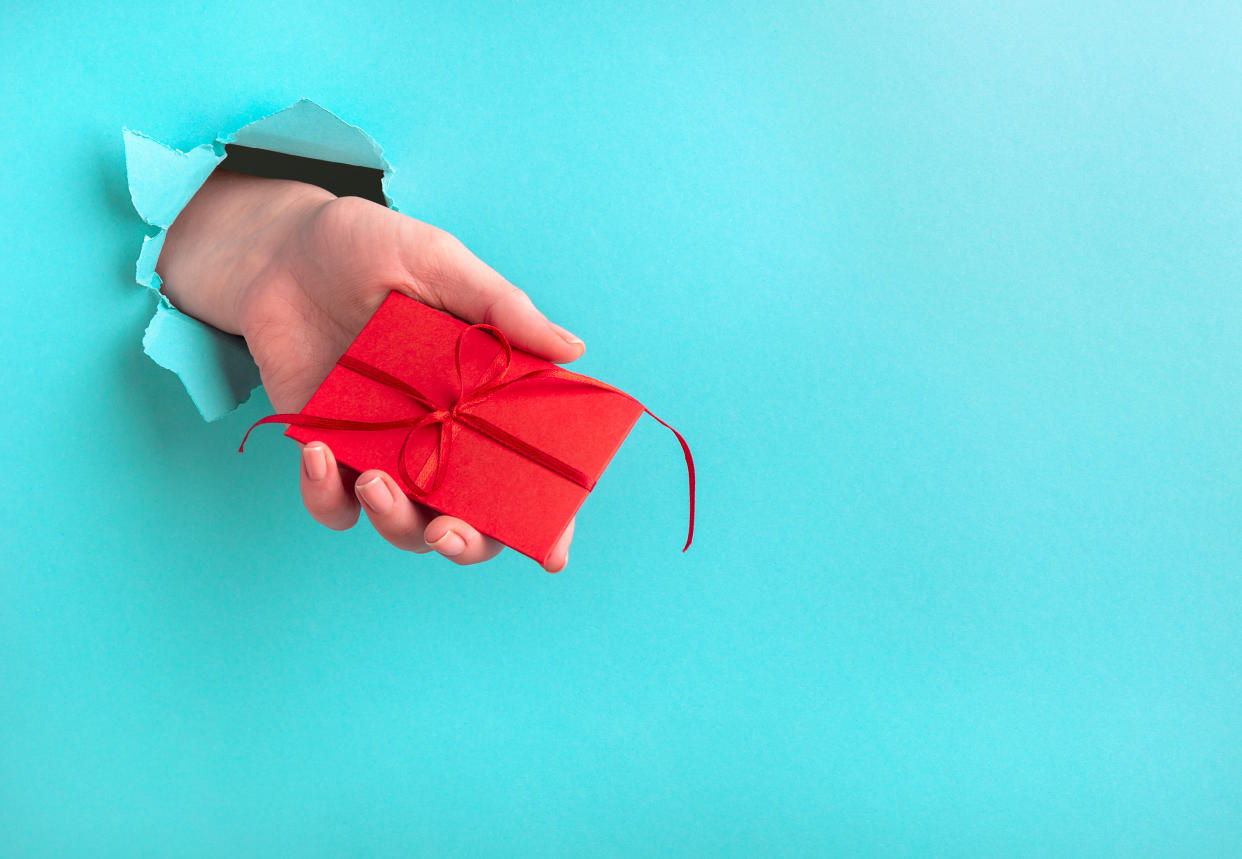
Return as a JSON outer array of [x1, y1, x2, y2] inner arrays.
[[353, 470, 435, 553], [300, 442, 361, 530], [542, 517, 575, 574], [302, 448, 522, 569], [354, 471, 505, 564], [414, 228, 586, 364], [424, 516, 505, 566]]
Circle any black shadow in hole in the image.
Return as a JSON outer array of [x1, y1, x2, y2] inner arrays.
[[220, 144, 388, 205]]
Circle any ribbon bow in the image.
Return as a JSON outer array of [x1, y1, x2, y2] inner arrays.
[[240, 323, 695, 550]]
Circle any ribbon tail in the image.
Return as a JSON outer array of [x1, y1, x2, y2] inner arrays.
[[239, 413, 425, 452], [642, 408, 696, 552], [481, 367, 696, 551], [239, 413, 308, 452]]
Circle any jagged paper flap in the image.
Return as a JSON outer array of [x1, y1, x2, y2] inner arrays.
[[224, 98, 390, 172], [124, 99, 395, 421]]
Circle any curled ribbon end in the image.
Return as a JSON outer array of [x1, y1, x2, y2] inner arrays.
[[640, 407, 695, 557], [238, 421, 262, 453], [237, 414, 306, 454]]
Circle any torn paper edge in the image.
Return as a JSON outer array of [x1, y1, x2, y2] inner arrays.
[[124, 98, 396, 421]]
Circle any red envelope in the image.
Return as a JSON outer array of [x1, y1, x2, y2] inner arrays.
[[241, 291, 693, 567]]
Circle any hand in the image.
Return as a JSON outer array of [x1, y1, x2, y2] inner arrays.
[[156, 169, 584, 571]]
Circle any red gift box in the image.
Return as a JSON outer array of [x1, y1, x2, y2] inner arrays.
[[241, 291, 694, 566]]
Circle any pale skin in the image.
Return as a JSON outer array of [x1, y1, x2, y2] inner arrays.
[[156, 169, 583, 571]]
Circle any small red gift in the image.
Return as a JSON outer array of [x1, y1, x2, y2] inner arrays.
[[241, 291, 694, 567]]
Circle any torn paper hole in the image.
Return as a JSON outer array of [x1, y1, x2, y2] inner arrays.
[[124, 98, 395, 421]]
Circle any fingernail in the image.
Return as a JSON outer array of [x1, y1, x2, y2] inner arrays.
[[302, 444, 328, 481], [427, 529, 466, 557], [356, 475, 393, 514], [548, 321, 585, 349]]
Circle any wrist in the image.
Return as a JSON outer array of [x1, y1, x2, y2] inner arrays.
[[156, 169, 336, 335]]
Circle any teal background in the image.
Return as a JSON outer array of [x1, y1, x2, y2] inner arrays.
[[2, 0, 1240, 855]]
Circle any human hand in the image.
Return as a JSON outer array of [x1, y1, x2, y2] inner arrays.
[[156, 169, 584, 571]]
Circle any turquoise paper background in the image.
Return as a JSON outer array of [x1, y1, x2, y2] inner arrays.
[[2, 0, 1240, 855]]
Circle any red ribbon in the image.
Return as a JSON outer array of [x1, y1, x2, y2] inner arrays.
[[240, 323, 695, 551]]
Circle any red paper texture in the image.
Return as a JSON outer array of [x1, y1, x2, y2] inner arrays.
[[284, 291, 644, 565]]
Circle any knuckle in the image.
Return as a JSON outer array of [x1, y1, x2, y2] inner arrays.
[[482, 285, 531, 326], [417, 225, 464, 271], [426, 225, 465, 256], [316, 193, 374, 227]]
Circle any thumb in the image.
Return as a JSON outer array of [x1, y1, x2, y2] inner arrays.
[[414, 229, 585, 364]]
